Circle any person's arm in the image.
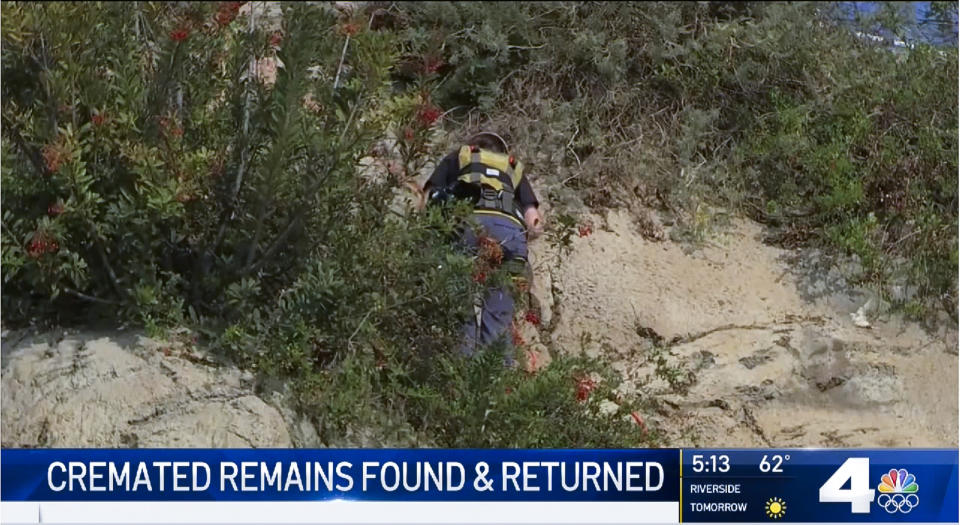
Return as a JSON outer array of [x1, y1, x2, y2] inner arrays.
[[423, 152, 459, 193], [516, 176, 543, 237]]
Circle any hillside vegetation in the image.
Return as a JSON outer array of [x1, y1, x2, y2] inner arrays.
[[2, 1, 956, 446]]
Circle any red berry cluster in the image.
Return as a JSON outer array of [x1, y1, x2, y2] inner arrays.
[[158, 116, 183, 137], [27, 232, 59, 258], [416, 104, 442, 127], [472, 235, 503, 286], [424, 56, 444, 74], [575, 376, 596, 403], [472, 269, 487, 284], [340, 22, 360, 36], [510, 322, 525, 347], [477, 235, 503, 266], [42, 144, 68, 174], [268, 31, 283, 49], [524, 310, 541, 326], [170, 28, 190, 42], [215, 2, 242, 27], [525, 348, 538, 372], [91, 113, 106, 127], [578, 225, 592, 238]]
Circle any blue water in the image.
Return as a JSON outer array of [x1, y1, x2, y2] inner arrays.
[[833, 1, 958, 48]]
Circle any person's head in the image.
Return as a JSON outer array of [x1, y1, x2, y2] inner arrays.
[[468, 131, 508, 153]]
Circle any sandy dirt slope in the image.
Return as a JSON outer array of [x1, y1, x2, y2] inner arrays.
[[527, 209, 958, 447]]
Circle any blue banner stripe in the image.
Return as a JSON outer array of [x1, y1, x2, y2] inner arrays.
[[0, 449, 679, 502]]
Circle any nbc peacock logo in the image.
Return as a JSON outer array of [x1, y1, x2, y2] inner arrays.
[[876, 468, 919, 514]]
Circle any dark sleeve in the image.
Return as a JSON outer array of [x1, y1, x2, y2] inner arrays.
[[423, 151, 460, 191], [516, 175, 539, 210]]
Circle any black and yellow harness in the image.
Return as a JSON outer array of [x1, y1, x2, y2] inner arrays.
[[456, 145, 525, 226]]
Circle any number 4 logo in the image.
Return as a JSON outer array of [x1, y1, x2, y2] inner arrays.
[[819, 458, 876, 513]]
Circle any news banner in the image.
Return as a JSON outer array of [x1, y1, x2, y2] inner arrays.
[[1, 449, 957, 524]]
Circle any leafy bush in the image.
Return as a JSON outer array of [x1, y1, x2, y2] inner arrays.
[[288, 341, 651, 447], [728, 9, 957, 314], [405, 346, 652, 448], [1, 2, 400, 326], [1, 1, 649, 448]]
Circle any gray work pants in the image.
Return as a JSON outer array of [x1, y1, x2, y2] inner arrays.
[[458, 213, 528, 358]]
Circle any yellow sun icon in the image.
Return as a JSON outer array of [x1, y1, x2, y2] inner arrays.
[[765, 497, 787, 519]]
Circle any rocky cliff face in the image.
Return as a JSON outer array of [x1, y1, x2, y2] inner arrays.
[[1, 332, 291, 447], [523, 209, 958, 447]]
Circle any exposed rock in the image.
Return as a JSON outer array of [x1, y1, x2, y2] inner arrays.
[[528, 207, 958, 448], [1, 333, 292, 447]]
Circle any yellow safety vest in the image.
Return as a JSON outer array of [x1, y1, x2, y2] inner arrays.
[[456, 145, 525, 225]]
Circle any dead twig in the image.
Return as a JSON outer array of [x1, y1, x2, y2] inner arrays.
[[507, 44, 547, 50], [333, 35, 351, 90], [670, 315, 825, 346], [63, 288, 120, 306], [565, 125, 581, 168]]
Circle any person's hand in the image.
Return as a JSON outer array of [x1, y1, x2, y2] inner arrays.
[[407, 181, 427, 211], [524, 206, 544, 238]]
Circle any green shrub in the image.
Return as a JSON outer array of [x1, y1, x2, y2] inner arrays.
[[293, 341, 653, 448], [1, 1, 655, 449], [390, 1, 957, 316], [1, 2, 400, 325]]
